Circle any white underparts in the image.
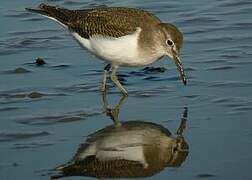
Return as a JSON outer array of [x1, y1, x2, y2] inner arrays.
[[71, 28, 149, 66]]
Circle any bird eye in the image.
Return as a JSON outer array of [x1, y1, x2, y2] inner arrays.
[[167, 39, 174, 46]]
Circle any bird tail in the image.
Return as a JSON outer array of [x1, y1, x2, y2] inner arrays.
[[26, 3, 72, 26]]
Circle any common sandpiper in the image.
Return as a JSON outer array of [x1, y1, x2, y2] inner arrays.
[[26, 4, 186, 96]]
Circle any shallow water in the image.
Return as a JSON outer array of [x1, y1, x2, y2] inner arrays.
[[0, 0, 252, 179]]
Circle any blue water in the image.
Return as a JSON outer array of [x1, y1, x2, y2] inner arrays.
[[0, 0, 252, 179]]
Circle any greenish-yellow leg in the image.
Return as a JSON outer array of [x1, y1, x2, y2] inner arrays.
[[102, 91, 128, 127], [101, 64, 111, 92], [111, 66, 128, 96]]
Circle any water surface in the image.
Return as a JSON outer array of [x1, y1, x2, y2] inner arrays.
[[0, 0, 252, 180]]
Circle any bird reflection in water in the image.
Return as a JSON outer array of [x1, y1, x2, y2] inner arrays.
[[52, 94, 189, 179]]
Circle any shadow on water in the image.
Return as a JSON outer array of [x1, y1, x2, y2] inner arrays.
[[51, 93, 189, 179]]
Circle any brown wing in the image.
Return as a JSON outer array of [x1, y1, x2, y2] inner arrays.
[[54, 155, 162, 178], [68, 7, 161, 38], [26, 4, 161, 39]]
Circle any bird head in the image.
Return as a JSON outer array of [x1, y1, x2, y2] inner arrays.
[[158, 23, 186, 85]]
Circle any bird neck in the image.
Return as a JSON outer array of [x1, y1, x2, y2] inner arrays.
[[138, 25, 166, 62]]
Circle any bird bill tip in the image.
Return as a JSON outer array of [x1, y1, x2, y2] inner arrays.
[[172, 55, 187, 86]]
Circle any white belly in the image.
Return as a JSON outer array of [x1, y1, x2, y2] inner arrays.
[[71, 28, 154, 67], [76, 130, 148, 168]]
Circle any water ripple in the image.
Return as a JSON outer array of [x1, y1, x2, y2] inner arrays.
[[212, 96, 252, 115], [62, 0, 87, 6], [0, 131, 50, 142], [8, 28, 62, 36], [218, 0, 252, 7], [207, 65, 238, 71], [0, 36, 66, 55], [15, 109, 102, 125], [196, 173, 217, 178], [0, 91, 67, 104], [0, 107, 21, 112], [0, 67, 31, 74], [131, 85, 175, 97], [13, 141, 54, 149], [3, 10, 31, 18], [209, 81, 252, 88], [199, 59, 227, 64], [56, 83, 99, 93], [181, 16, 222, 25]]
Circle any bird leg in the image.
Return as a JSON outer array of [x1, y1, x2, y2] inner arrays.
[[176, 107, 188, 136], [102, 92, 128, 127], [111, 66, 128, 96], [101, 64, 111, 92]]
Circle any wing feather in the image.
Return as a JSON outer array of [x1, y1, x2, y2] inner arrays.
[[67, 7, 161, 38], [27, 4, 161, 38]]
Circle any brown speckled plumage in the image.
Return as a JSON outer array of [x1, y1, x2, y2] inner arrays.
[[26, 4, 161, 39]]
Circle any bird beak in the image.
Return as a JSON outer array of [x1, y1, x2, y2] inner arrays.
[[172, 49, 187, 85]]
